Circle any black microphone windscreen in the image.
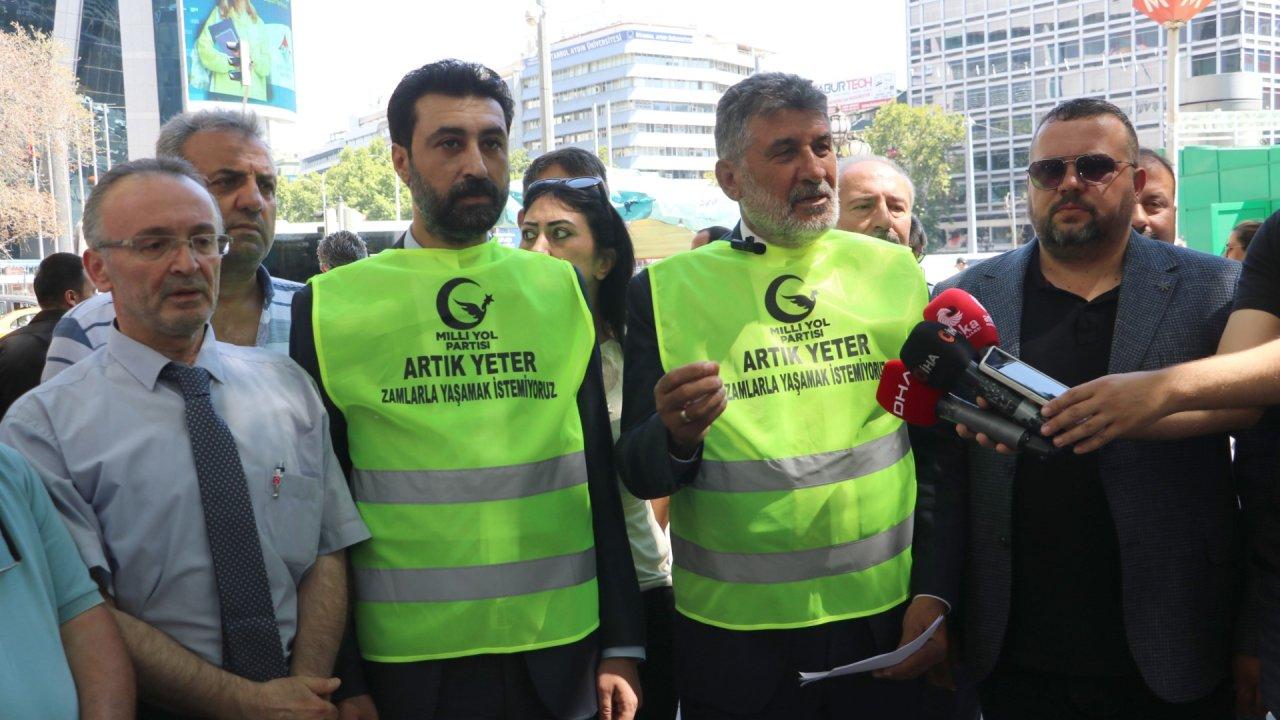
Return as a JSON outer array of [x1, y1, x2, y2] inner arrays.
[[900, 321, 978, 391]]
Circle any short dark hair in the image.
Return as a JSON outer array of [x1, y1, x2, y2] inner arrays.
[[33, 252, 87, 309], [317, 230, 368, 269], [697, 225, 731, 241], [522, 147, 608, 192], [1233, 220, 1263, 251], [522, 181, 635, 343], [715, 73, 828, 163], [1034, 98, 1140, 163], [1138, 148, 1175, 186], [387, 59, 515, 151]]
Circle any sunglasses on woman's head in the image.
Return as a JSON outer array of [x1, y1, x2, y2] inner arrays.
[[1026, 154, 1134, 191], [524, 176, 609, 206]]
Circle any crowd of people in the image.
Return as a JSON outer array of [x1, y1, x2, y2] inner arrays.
[[4, 56, 1280, 720]]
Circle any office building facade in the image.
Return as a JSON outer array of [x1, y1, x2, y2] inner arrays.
[[907, 0, 1279, 249], [513, 23, 761, 179]]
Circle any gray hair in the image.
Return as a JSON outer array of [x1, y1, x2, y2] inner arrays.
[[156, 109, 267, 159], [838, 154, 917, 206], [82, 157, 218, 248], [317, 230, 369, 269], [715, 73, 828, 164]]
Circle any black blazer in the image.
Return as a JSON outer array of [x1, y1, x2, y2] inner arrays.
[[934, 234, 1245, 703], [289, 272, 643, 718], [614, 245, 965, 713]]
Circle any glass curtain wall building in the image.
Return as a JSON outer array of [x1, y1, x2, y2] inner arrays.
[[908, 0, 1277, 250], [513, 24, 760, 179]]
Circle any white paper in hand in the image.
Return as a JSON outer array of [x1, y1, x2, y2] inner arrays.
[[797, 614, 945, 686]]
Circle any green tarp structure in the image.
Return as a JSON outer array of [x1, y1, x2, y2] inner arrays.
[[1180, 146, 1280, 255]]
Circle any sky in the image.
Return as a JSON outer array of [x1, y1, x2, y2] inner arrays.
[[286, 0, 908, 154]]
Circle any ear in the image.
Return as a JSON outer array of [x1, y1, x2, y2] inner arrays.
[[82, 249, 112, 294], [392, 143, 412, 187], [1131, 164, 1147, 195], [594, 248, 616, 281], [516, 208, 525, 226], [716, 158, 742, 202]]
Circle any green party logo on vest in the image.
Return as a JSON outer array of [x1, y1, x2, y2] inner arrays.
[[764, 274, 818, 324], [437, 278, 494, 330]]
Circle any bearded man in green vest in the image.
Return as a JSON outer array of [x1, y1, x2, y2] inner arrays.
[[289, 59, 644, 720], [616, 73, 965, 719]]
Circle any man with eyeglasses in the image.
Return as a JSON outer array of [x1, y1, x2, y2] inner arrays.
[[1, 157, 369, 720], [43, 109, 301, 382], [934, 98, 1245, 718]]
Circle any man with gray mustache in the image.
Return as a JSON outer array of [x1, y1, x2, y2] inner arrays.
[[43, 110, 302, 381], [616, 72, 962, 719]]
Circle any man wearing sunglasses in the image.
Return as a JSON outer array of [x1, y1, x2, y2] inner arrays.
[[1, 157, 370, 719], [935, 98, 1247, 718]]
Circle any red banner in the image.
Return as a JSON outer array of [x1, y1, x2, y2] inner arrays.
[[1133, 0, 1213, 25]]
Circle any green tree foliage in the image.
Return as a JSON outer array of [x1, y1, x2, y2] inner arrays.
[[324, 138, 407, 221], [509, 147, 531, 180], [863, 103, 966, 251], [276, 172, 324, 223]]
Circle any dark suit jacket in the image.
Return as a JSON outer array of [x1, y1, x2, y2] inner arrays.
[[289, 270, 643, 719], [0, 308, 63, 419], [934, 234, 1244, 703], [615, 236, 965, 712]]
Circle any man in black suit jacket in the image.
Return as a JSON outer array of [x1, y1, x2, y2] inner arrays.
[[935, 98, 1245, 718], [291, 59, 643, 720], [617, 72, 963, 720]]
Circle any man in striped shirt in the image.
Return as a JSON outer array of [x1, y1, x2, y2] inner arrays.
[[43, 110, 300, 381]]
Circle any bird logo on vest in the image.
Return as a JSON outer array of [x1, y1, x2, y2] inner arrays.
[[437, 278, 494, 330], [764, 274, 818, 324]]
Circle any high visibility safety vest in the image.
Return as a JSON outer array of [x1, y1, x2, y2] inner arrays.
[[312, 242, 600, 662], [649, 229, 927, 631]]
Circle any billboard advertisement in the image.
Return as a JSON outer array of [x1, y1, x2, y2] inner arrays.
[[820, 74, 897, 114], [183, 0, 296, 113]]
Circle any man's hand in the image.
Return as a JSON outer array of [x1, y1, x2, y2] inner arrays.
[[1234, 654, 1265, 719], [596, 657, 641, 720], [655, 361, 726, 457], [954, 397, 1018, 455], [873, 596, 948, 681], [337, 693, 378, 720], [1039, 370, 1172, 453], [234, 676, 340, 720]]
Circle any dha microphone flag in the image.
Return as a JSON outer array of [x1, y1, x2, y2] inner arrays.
[[900, 321, 1046, 432], [925, 288, 999, 350], [877, 360, 1054, 456]]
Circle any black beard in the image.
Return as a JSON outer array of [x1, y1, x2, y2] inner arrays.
[[1033, 194, 1132, 261], [408, 167, 507, 246]]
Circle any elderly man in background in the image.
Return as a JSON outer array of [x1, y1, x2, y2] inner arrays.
[[4, 157, 369, 720], [316, 230, 368, 272], [1131, 148, 1177, 244], [836, 155, 919, 257]]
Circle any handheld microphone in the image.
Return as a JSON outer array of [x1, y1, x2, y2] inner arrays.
[[899, 322, 1046, 431], [876, 361, 1054, 456], [924, 288, 999, 350]]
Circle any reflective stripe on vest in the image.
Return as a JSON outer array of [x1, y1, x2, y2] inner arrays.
[[695, 427, 910, 493], [650, 230, 927, 630], [312, 244, 600, 661]]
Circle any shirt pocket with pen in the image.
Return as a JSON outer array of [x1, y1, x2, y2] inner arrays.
[[263, 472, 323, 581]]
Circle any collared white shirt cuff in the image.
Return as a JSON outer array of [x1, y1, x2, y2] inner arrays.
[[602, 646, 646, 661]]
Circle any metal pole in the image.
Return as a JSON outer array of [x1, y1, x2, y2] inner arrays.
[[240, 31, 252, 114], [75, 141, 87, 208], [1164, 22, 1181, 242], [592, 102, 599, 155], [605, 101, 613, 168], [536, 0, 554, 153], [32, 148, 43, 252], [1007, 191, 1018, 247], [87, 100, 100, 186], [964, 115, 978, 255], [101, 105, 113, 170]]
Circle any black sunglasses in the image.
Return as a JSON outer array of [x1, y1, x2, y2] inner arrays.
[[524, 176, 609, 206], [1026, 153, 1134, 190]]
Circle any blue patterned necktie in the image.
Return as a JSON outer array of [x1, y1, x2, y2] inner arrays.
[[160, 362, 288, 682]]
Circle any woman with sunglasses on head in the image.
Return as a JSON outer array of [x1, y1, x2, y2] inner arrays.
[[521, 176, 677, 720]]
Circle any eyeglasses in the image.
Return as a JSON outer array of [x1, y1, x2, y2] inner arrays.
[[524, 176, 609, 206], [1026, 154, 1134, 191], [96, 233, 232, 261]]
